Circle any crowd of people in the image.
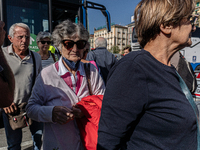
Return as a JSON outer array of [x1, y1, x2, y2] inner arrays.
[[0, 0, 200, 150]]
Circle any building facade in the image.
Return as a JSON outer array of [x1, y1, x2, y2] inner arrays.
[[89, 34, 94, 49], [195, 0, 200, 27], [93, 24, 128, 50]]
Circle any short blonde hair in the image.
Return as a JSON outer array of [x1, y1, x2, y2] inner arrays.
[[134, 0, 195, 48]]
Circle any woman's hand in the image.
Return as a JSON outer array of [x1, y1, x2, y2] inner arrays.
[[52, 106, 74, 125], [72, 105, 85, 118]]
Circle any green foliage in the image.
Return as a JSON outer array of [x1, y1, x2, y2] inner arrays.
[[109, 46, 120, 54]]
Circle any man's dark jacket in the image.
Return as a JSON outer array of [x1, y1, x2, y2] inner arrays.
[[86, 47, 117, 84]]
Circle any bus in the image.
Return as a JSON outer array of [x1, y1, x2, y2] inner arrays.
[[131, 26, 141, 51], [180, 27, 200, 71], [0, 0, 111, 51]]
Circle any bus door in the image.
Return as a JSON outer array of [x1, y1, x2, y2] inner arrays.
[[51, 0, 82, 32]]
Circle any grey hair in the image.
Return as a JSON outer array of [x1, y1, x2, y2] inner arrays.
[[52, 20, 89, 51], [9, 23, 30, 38], [36, 31, 51, 42], [95, 37, 107, 48]]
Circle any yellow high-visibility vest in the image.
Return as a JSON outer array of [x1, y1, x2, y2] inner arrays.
[[49, 45, 56, 54]]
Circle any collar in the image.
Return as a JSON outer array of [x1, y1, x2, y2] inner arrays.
[[57, 56, 85, 76], [95, 47, 106, 50], [7, 44, 31, 56]]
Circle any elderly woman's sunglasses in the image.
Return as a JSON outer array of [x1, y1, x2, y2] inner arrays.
[[62, 40, 87, 50]]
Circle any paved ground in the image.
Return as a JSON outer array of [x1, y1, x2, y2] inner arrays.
[[0, 126, 33, 150]]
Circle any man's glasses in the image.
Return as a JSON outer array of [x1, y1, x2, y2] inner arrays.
[[62, 40, 87, 50], [15, 35, 30, 40], [40, 41, 51, 45]]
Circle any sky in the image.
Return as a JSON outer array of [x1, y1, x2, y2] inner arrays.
[[87, 0, 141, 34]]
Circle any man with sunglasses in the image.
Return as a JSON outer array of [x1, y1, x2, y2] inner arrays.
[[86, 37, 117, 85], [2, 23, 43, 150]]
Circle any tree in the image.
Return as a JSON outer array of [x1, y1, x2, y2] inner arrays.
[[109, 46, 120, 54]]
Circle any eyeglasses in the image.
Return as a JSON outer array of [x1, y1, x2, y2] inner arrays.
[[40, 41, 51, 45], [15, 35, 30, 40], [62, 40, 87, 50], [189, 15, 199, 27]]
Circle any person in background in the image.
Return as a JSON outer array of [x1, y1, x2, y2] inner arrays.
[[49, 44, 61, 58], [0, 20, 15, 108], [81, 42, 99, 71], [97, 0, 199, 149], [86, 37, 117, 84], [26, 20, 105, 150], [36, 31, 58, 69], [2, 23, 43, 150], [82, 42, 90, 60], [123, 46, 131, 56]]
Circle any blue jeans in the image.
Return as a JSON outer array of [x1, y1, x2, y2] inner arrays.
[[2, 110, 43, 150]]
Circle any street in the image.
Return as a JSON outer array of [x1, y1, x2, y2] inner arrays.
[[0, 126, 33, 150]]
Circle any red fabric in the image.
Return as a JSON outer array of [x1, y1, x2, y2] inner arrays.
[[76, 95, 103, 150]]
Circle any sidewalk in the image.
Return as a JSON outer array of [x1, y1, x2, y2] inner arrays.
[[0, 126, 33, 150]]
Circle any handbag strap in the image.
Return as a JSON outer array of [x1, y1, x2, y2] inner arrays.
[[30, 51, 36, 89], [50, 52, 56, 62], [84, 63, 93, 95], [176, 71, 200, 149]]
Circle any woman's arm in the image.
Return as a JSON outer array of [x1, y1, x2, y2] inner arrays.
[[0, 47, 15, 108], [26, 73, 74, 124], [26, 74, 54, 122]]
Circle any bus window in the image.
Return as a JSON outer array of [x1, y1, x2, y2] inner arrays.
[[3, 0, 49, 35]]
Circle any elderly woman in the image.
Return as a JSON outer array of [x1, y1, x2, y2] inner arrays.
[[36, 31, 58, 68], [26, 20, 105, 150], [97, 0, 199, 149]]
